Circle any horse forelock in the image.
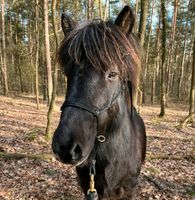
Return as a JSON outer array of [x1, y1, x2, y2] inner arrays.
[[58, 20, 141, 94]]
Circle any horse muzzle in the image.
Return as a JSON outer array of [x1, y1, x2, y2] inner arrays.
[[52, 133, 84, 165]]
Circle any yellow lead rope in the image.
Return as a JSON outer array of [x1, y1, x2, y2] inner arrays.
[[87, 160, 98, 199], [88, 174, 96, 193]]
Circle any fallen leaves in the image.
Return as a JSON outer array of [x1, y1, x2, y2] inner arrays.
[[0, 96, 194, 200]]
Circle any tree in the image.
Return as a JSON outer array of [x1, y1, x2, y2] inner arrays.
[[142, 0, 155, 104], [86, 0, 94, 19], [103, 0, 109, 20], [159, 0, 166, 117], [138, 0, 149, 47], [1, 0, 9, 95], [98, 0, 103, 19], [45, 0, 59, 139], [151, 26, 160, 104], [133, 0, 139, 33], [137, 0, 148, 109], [166, 0, 178, 95], [181, 20, 195, 126], [177, 2, 191, 100], [44, 0, 53, 105], [35, 0, 40, 109]]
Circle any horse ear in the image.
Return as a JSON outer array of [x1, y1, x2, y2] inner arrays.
[[61, 13, 76, 37], [115, 6, 135, 36]]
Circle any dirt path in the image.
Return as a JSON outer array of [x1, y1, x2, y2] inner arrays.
[[0, 96, 194, 200]]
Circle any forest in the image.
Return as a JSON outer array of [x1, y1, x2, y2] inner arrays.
[[0, 0, 195, 199]]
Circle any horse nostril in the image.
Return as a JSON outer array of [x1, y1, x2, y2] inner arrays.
[[71, 144, 82, 160]]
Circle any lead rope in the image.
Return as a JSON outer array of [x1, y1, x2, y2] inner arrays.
[[87, 116, 99, 200], [86, 108, 107, 200], [86, 159, 98, 200]]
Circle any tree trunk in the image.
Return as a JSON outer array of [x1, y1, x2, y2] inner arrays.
[[44, 0, 53, 105], [177, 18, 188, 100], [1, 0, 9, 95], [142, 0, 155, 104], [45, 0, 59, 139], [8, 0, 14, 84], [0, 44, 3, 90], [181, 32, 195, 126], [42, 47, 47, 101], [166, 0, 178, 95], [151, 26, 160, 103], [133, 0, 139, 33], [28, 9, 34, 95], [86, 0, 89, 19], [86, 0, 94, 19], [136, 0, 148, 109], [90, 0, 94, 19], [103, 0, 108, 20], [35, 0, 40, 109], [138, 0, 149, 47], [177, 37, 187, 100], [159, 0, 166, 117], [151, 64, 156, 104], [18, 58, 24, 93], [108, 0, 110, 19], [171, 28, 180, 94], [98, 0, 103, 19], [189, 37, 195, 115]]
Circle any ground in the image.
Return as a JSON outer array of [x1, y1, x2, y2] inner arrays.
[[0, 95, 194, 200]]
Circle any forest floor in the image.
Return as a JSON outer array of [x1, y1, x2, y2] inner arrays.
[[0, 95, 194, 200]]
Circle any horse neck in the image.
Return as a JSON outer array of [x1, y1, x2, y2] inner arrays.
[[96, 94, 132, 159], [92, 97, 133, 194]]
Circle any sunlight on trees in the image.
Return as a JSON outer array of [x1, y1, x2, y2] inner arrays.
[[0, 0, 194, 129]]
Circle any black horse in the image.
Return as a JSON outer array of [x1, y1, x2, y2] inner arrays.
[[52, 6, 146, 200]]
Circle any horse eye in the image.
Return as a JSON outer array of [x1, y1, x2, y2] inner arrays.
[[107, 72, 118, 79]]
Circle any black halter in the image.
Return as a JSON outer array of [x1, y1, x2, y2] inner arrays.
[[60, 81, 133, 200]]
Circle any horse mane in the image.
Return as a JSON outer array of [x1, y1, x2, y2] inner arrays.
[[58, 20, 141, 94]]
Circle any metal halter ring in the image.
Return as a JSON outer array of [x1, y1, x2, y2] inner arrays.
[[96, 135, 106, 143]]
